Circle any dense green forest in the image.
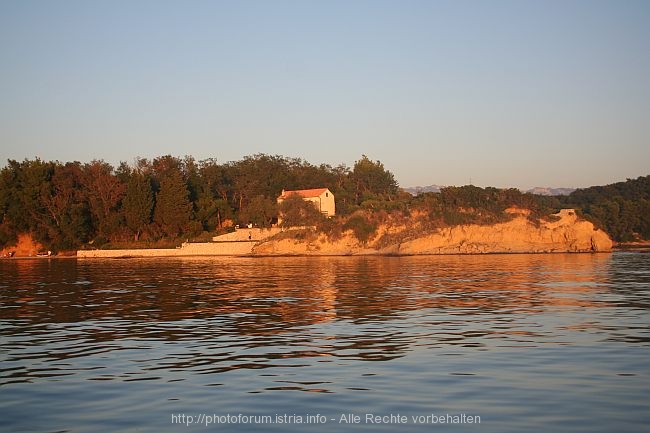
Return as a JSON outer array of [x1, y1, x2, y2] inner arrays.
[[559, 175, 650, 242], [0, 154, 399, 251], [0, 154, 648, 251]]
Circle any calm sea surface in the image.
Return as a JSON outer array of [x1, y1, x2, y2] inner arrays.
[[1, 253, 649, 433]]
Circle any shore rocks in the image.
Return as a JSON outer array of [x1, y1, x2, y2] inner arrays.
[[252, 209, 612, 256]]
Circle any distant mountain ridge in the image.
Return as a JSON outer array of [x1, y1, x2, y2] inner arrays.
[[525, 187, 576, 196], [402, 185, 445, 195], [403, 185, 575, 196]]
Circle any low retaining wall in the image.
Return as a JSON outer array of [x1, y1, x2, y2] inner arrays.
[[212, 228, 282, 242], [77, 241, 256, 258]]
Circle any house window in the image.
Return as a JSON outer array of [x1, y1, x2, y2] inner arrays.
[[326, 192, 329, 197]]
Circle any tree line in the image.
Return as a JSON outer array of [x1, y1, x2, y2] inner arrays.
[[404, 176, 650, 243], [0, 154, 398, 251], [558, 175, 650, 242], [1, 152, 647, 251]]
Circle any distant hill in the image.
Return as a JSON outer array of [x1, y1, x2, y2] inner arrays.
[[404, 185, 575, 196], [525, 187, 576, 196], [402, 185, 445, 195]]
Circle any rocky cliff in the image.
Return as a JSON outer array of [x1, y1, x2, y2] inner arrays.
[[0, 233, 46, 257], [252, 209, 612, 256]]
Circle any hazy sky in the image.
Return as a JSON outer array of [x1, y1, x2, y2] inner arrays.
[[1, 0, 648, 189]]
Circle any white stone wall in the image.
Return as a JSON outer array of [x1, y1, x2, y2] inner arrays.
[[77, 241, 256, 258]]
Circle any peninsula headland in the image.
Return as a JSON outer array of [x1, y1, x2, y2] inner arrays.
[[74, 208, 611, 258]]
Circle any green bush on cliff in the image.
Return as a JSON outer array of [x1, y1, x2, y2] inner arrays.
[[343, 214, 377, 244]]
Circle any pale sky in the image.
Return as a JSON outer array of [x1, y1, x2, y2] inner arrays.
[[1, 0, 648, 190]]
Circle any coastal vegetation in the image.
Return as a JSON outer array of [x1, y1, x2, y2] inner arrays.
[[558, 175, 650, 242], [0, 154, 648, 252]]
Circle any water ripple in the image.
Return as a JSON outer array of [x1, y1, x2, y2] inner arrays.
[[1, 254, 649, 432]]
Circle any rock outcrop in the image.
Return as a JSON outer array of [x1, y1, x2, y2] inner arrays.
[[252, 209, 612, 256], [0, 233, 46, 257]]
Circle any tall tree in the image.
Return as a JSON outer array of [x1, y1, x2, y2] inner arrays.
[[229, 154, 292, 211], [195, 159, 234, 229], [41, 162, 91, 250], [122, 171, 154, 241], [194, 196, 233, 230], [0, 162, 18, 247], [238, 195, 277, 228], [349, 155, 399, 205], [199, 158, 231, 202], [6, 159, 56, 244], [153, 169, 192, 237], [81, 160, 126, 239]]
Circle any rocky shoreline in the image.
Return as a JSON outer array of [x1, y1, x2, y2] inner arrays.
[[251, 209, 612, 256], [72, 209, 613, 258]]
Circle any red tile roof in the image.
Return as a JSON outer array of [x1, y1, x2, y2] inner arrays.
[[279, 188, 329, 199]]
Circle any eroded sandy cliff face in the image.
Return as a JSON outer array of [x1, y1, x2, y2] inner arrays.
[[0, 233, 46, 257], [252, 209, 612, 256], [392, 209, 612, 254]]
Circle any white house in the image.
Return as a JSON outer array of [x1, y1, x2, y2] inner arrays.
[[277, 188, 336, 217]]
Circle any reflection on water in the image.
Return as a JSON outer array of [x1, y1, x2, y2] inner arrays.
[[1, 253, 649, 432]]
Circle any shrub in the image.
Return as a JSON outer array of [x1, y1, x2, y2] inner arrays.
[[317, 217, 344, 241], [343, 214, 377, 244]]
